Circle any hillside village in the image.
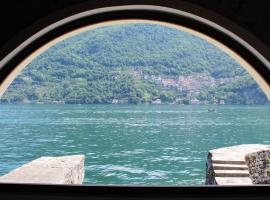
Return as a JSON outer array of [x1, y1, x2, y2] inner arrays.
[[126, 69, 241, 105]]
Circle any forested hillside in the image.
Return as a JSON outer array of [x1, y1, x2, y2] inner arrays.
[[1, 23, 268, 104]]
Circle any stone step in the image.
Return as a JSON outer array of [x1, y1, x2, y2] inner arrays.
[[212, 160, 246, 165], [214, 170, 250, 177], [213, 163, 248, 170], [215, 177, 253, 185]]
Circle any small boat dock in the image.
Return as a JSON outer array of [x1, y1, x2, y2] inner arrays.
[[206, 144, 270, 185]]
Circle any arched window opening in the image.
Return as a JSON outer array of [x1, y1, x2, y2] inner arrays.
[[0, 19, 269, 186]]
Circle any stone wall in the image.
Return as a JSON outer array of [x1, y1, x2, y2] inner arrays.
[[205, 152, 217, 185], [245, 150, 270, 184]]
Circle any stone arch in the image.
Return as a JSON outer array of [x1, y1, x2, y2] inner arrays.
[[0, 4, 270, 99]]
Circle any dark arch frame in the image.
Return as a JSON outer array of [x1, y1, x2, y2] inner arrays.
[[1, 3, 270, 92], [0, 1, 270, 200]]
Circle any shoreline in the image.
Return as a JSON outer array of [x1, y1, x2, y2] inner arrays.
[[0, 102, 269, 106]]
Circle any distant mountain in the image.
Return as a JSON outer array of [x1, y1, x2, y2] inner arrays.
[[1, 23, 268, 104]]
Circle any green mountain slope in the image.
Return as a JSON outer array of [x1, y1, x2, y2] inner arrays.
[[1, 23, 268, 104]]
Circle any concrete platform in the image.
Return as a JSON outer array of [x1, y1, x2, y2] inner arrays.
[[209, 144, 270, 163], [0, 155, 85, 184]]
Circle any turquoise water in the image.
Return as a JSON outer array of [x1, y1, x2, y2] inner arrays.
[[0, 104, 270, 185]]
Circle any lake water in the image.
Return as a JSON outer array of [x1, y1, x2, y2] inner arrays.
[[0, 104, 270, 185]]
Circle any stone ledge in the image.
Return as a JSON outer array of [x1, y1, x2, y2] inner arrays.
[[0, 155, 85, 184], [213, 163, 248, 170]]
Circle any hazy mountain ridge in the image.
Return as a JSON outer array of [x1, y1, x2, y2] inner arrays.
[[1, 24, 268, 104]]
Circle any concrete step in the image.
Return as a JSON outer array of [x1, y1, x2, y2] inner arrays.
[[213, 163, 248, 170], [212, 160, 246, 165], [214, 170, 250, 177], [215, 177, 253, 185]]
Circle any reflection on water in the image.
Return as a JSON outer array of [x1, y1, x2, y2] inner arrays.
[[0, 104, 270, 185]]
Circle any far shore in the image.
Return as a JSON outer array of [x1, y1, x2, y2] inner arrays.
[[0, 102, 269, 106]]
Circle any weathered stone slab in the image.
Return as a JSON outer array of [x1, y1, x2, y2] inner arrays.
[[0, 155, 85, 184], [215, 177, 253, 185], [213, 163, 248, 170], [209, 144, 269, 163], [214, 170, 249, 177], [245, 150, 270, 184]]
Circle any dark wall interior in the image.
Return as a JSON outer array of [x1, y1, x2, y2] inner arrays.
[[188, 0, 270, 47], [0, 0, 270, 49]]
